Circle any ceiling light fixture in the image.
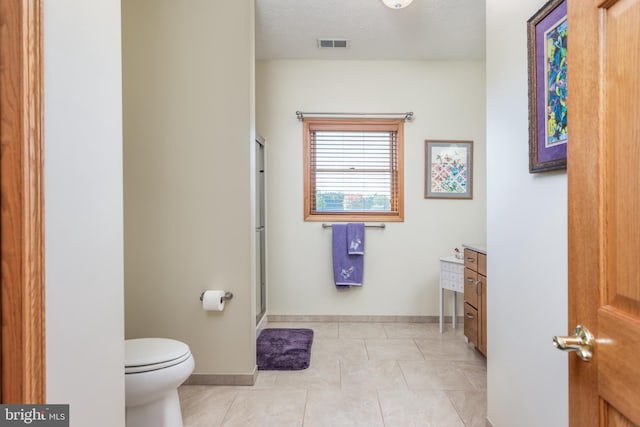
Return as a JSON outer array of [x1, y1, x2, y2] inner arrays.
[[382, 0, 414, 9]]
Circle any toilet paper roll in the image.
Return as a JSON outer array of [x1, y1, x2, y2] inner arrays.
[[202, 290, 226, 311]]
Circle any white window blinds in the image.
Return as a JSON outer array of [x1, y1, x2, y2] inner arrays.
[[305, 119, 402, 218]]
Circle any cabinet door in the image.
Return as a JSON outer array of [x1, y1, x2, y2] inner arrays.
[[464, 302, 478, 346], [478, 274, 487, 356], [464, 268, 479, 308], [478, 253, 487, 276]]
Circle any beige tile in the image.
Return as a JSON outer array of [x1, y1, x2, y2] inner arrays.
[[340, 359, 408, 390], [365, 338, 424, 360], [338, 322, 388, 338], [304, 390, 384, 427], [255, 359, 341, 390], [253, 370, 278, 388], [439, 323, 466, 338], [414, 338, 486, 362], [447, 390, 487, 427], [384, 323, 464, 340], [274, 359, 341, 389], [399, 360, 476, 391], [220, 389, 306, 427], [265, 321, 339, 338], [455, 361, 487, 391], [383, 322, 444, 339], [377, 389, 465, 427], [179, 385, 238, 427], [180, 321, 486, 426], [310, 338, 368, 362]]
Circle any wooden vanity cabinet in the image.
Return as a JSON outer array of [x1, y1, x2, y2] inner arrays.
[[463, 247, 487, 356]]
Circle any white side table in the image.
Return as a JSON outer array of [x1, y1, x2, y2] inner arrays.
[[439, 256, 464, 333]]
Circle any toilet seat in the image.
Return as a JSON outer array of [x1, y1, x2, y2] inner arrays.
[[125, 338, 192, 374]]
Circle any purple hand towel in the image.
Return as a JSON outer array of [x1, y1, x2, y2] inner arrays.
[[347, 223, 365, 255], [332, 224, 363, 288]]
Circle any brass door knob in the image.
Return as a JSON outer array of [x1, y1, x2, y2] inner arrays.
[[553, 325, 594, 362]]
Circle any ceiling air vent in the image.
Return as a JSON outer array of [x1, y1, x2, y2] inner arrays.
[[317, 39, 350, 49]]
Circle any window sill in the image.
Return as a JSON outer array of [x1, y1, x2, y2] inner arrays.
[[304, 213, 404, 222]]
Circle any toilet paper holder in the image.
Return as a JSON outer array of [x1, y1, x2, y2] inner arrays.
[[200, 291, 233, 302]]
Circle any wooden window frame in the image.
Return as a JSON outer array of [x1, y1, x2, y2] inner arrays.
[[303, 118, 404, 222]]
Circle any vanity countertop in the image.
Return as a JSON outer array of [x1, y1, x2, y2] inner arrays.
[[462, 243, 487, 254]]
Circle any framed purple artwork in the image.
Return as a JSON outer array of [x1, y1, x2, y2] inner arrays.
[[527, 0, 567, 173]]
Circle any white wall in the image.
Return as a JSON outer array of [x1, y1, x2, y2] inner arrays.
[[44, 1, 125, 426], [256, 60, 486, 316], [122, 0, 257, 375], [486, 1, 568, 426]]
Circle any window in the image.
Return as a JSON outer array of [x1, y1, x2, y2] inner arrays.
[[303, 118, 404, 221]]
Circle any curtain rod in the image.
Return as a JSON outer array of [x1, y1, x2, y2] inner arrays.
[[322, 223, 386, 229], [296, 111, 414, 121]]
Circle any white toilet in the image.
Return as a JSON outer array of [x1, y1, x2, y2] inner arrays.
[[125, 338, 194, 427]]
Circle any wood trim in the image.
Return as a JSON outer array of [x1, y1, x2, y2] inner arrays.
[[0, 0, 46, 403], [305, 118, 403, 132], [303, 213, 405, 222], [303, 119, 312, 219], [303, 118, 405, 222], [567, 0, 602, 425], [395, 121, 404, 220]]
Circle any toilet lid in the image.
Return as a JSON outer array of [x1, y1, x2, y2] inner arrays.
[[125, 338, 191, 374]]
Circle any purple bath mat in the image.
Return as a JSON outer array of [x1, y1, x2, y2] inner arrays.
[[257, 328, 314, 370]]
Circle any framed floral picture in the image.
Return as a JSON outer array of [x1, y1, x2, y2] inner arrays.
[[527, 0, 568, 173], [424, 140, 473, 199]]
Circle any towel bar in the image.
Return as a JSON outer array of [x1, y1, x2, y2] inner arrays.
[[321, 223, 385, 229]]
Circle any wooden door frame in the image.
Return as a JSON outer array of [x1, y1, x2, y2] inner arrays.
[[567, 0, 600, 424], [0, 0, 45, 403]]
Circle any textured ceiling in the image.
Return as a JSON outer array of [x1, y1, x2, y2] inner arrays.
[[255, 0, 486, 60]]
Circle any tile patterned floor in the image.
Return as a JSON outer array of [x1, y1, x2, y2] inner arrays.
[[179, 321, 486, 427]]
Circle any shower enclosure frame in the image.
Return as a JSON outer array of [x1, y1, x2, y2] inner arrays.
[[255, 136, 267, 325]]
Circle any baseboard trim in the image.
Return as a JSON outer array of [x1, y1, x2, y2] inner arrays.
[[185, 366, 257, 386], [267, 314, 463, 323], [256, 313, 268, 330]]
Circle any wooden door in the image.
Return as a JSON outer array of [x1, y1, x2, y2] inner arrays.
[[568, 0, 640, 425], [0, 0, 46, 403]]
